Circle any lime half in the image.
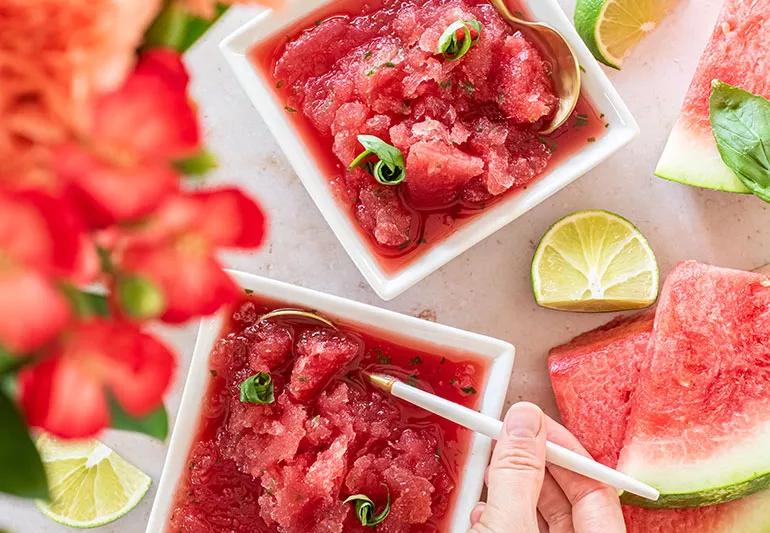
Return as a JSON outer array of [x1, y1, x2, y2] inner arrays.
[[531, 210, 659, 312], [35, 434, 151, 528], [574, 0, 674, 69]]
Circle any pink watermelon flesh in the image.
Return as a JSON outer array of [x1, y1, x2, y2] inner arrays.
[[656, 0, 770, 192], [354, 183, 414, 247], [678, 1, 770, 133], [548, 304, 770, 532], [288, 329, 361, 402], [549, 311, 654, 467], [618, 261, 770, 507]]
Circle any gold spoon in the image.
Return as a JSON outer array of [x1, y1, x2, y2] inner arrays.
[[489, 0, 581, 134], [259, 308, 337, 329]]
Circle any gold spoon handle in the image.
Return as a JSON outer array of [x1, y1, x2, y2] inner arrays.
[[488, 0, 582, 134], [259, 308, 336, 329]]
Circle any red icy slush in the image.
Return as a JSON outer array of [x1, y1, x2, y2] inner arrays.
[[265, 0, 563, 250], [169, 298, 486, 532]]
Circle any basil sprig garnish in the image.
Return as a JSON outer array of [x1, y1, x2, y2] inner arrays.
[[436, 19, 482, 61], [239, 371, 275, 404], [343, 489, 391, 527], [349, 135, 406, 185], [710, 80, 770, 202]]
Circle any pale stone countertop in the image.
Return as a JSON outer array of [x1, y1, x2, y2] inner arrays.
[[3, 1, 768, 530]]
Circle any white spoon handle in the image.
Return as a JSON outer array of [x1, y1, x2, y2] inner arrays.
[[391, 380, 659, 502]]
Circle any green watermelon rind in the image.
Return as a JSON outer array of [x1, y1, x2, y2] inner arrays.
[[617, 261, 770, 511], [655, 118, 751, 194], [621, 472, 770, 509]]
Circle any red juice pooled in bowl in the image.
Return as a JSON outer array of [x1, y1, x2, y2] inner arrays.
[[168, 297, 487, 532], [252, 0, 604, 272]]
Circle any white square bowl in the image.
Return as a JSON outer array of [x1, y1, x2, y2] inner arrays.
[[146, 270, 515, 533], [220, 1, 638, 300]]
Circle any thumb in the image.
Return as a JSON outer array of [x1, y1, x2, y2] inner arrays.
[[474, 402, 546, 533]]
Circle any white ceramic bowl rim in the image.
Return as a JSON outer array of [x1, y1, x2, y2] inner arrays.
[[146, 271, 515, 533]]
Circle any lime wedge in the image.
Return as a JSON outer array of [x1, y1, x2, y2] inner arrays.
[[574, 0, 674, 69], [531, 210, 659, 312], [35, 434, 151, 528]]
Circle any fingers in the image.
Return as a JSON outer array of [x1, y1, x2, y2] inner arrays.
[[471, 408, 626, 533], [471, 402, 546, 533], [471, 502, 485, 525], [544, 417, 626, 533], [537, 512, 549, 533], [538, 471, 575, 533]]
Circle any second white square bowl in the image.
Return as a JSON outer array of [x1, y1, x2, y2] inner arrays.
[[220, 1, 638, 300], [146, 271, 515, 532]]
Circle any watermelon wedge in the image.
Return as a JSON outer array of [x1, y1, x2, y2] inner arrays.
[[623, 496, 770, 533], [549, 311, 654, 467], [618, 261, 770, 507], [655, 0, 770, 193], [548, 298, 770, 532]]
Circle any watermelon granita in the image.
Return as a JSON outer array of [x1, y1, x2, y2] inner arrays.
[[168, 296, 486, 532], [252, 0, 603, 271], [618, 261, 770, 507], [548, 296, 770, 532], [656, 0, 770, 192]]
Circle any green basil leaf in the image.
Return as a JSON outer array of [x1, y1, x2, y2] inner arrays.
[[349, 135, 406, 185], [356, 135, 405, 170], [143, 2, 229, 53], [436, 19, 481, 61], [239, 372, 275, 405], [109, 396, 169, 441], [466, 19, 482, 43], [0, 389, 49, 499], [174, 149, 218, 177], [710, 80, 770, 202], [343, 489, 390, 527]]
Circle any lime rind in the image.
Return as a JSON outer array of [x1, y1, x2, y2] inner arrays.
[[35, 435, 151, 529], [574, 0, 616, 68], [574, 0, 672, 69], [531, 210, 659, 312]]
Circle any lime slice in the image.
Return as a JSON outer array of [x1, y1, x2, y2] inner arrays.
[[35, 434, 151, 528], [531, 210, 659, 312], [574, 0, 674, 69]]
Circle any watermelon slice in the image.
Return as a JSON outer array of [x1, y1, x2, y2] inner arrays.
[[655, 0, 770, 193], [549, 311, 654, 467], [548, 300, 770, 532], [618, 261, 770, 507], [623, 497, 770, 533]]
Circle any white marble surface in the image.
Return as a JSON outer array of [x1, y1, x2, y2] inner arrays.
[[3, 0, 769, 530]]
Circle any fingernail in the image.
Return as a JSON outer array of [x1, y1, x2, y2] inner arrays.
[[504, 402, 542, 438]]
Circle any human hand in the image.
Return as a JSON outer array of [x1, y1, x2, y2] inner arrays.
[[469, 402, 626, 533]]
